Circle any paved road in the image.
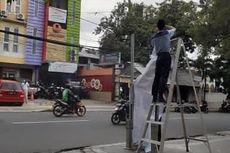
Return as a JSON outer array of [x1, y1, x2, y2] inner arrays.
[[0, 112, 230, 153]]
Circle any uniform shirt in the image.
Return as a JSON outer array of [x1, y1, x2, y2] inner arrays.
[[151, 28, 176, 55], [62, 88, 71, 102]]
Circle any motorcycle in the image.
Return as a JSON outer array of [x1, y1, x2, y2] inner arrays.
[[52, 96, 86, 117], [35, 82, 62, 99], [219, 100, 230, 113], [111, 99, 129, 125]]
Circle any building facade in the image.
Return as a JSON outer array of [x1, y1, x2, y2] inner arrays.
[[0, 0, 31, 81], [0, 0, 81, 83], [66, 0, 81, 63], [25, 0, 45, 81], [44, 0, 81, 63]]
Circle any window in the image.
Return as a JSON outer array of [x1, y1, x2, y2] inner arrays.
[[3, 27, 10, 52], [15, 0, 21, 14], [35, 0, 39, 17], [6, 2, 12, 12], [32, 28, 37, 54], [13, 28, 19, 53], [72, 0, 76, 24]]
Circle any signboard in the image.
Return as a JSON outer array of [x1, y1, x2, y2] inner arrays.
[[100, 52, 120, 64], [49, 7, 67, 23], [48, 62, 78, 73]]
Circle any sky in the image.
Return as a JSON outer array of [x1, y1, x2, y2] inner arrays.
[[80, 0, 199, 60], [80, 0, 159, 47]]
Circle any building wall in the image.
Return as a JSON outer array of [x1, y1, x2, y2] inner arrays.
[[25, 0, 45, 65], [0, 0, 28, 64], [79, 67, 114, 102], [66, 0, 81, 62], [45, 1, 68, 62]]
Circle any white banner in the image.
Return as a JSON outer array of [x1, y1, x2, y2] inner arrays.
[[133, 53, 165, 152], [49, 7, 67, 23], [48, 62, 78, 73]]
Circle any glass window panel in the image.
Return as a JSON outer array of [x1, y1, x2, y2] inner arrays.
[[3, 43, 9, 52], [13, 44, 18, 53], [14, 28, 18, 43]]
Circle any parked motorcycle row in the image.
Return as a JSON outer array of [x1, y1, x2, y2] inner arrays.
[[34, 81, 63, 100], [174, 100, 209, 114], [110, 99, 210, 125]]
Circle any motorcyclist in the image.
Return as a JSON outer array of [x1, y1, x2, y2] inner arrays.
[[62, 84, 75, 109]]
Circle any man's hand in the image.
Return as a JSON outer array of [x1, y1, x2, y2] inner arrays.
[[165, 25, 175, 30]]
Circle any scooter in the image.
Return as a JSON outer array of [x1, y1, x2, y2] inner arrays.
[[111, 99, 129, 125], [52, 96, 86, 117]]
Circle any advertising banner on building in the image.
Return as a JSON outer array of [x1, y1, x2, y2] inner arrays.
[[100, 52, 121, 64], [49, 7, 67, 23], [48, 62, 78, 73]]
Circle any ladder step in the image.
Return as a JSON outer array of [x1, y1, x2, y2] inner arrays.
[[146, 120, 164, 125], [188, 137, 208, 142], [151, 103, 166, 106], [141, 138, 161, 145]]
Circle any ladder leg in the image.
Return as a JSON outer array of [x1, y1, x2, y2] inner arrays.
[[181, 42, 212, 153], [151, 105, 160, 153], [176, 80, 189, 152], [137, 104, 154, 152]]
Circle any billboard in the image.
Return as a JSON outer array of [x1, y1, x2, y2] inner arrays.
[[100, 52, 121, 64]]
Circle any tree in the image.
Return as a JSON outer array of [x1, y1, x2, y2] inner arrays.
[[191, 0, 230, 93], [95, 2, 156, 64], [96, 0, 199, 64]]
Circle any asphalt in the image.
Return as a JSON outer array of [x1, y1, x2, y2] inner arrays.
[[1, 99, 230, 153], [0, 99, 115, 112]]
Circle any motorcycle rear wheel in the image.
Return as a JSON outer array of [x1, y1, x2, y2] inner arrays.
[[111, 113, 120, 125], [76, 106, 86, 117], [53, 105, 64, 117]]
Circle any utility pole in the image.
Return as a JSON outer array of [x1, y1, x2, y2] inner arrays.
[[126, 0, 134, 149], [126, 33, 135, 149]]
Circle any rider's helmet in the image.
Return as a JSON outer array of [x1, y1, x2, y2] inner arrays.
[[65, 84, 71, 89]]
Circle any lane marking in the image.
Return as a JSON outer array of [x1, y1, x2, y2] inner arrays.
[[170, 117, 199, 120], [12, 120, 89, 125]]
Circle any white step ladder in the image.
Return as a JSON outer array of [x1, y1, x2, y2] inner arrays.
[[136, 38, 212, 153]]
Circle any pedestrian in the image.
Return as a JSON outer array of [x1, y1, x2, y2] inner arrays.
[[22, 80, 30, 103], [151, 19, 176, 103]]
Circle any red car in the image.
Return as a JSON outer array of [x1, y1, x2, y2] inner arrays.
[[0, 79, 25, 106]]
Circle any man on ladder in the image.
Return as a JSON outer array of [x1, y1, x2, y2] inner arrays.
[[151, 19, 176, 103], [135, 20, 212, 153]]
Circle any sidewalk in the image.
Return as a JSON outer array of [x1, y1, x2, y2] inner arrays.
[[0, 99, 115, 112], [61, 133, 230, 153]]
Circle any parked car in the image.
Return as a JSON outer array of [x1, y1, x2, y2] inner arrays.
[[0, 79, 24, 106]]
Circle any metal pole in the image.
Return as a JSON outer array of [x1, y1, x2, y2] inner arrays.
[[126, 33, 135, 149]]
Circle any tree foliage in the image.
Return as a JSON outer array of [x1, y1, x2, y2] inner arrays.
[[95, 0, 199, 64], [191, 0, 230, 94], [95, 2, 156, 64]]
